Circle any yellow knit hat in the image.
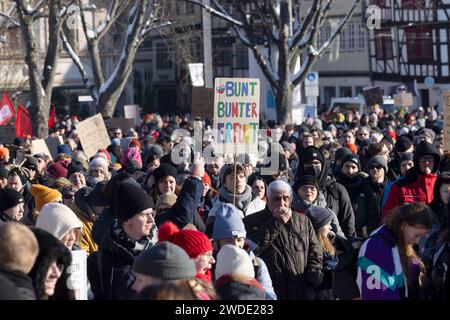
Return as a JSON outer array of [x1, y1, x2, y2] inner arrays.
[[29, 184, 62, 212]]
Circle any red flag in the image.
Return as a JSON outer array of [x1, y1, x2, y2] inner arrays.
[[48, 105, 56, 128], [15, 105, 32, 138], [0, 92, 16, 125]]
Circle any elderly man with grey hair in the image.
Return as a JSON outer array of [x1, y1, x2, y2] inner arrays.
[[243, 180, 323, 300]]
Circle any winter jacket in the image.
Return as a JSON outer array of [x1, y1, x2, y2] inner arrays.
[[421, 240, 449, 300], [382, 142, 440, 221], [365, 176, 388, 212], [70, 190, 98, 256], [87, 221, 154, 300], [336, 173, 380, 238], [357, 225, 421, 300], [296, 157, 356, 239], [0, 267, 36, 300], [215, 275, 265, 300], [243, 208, 323, 300], [155, 176, 204, 230], [315, 252, 338, 300]]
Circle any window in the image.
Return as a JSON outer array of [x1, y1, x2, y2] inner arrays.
[[402, 0, 425, 9], [348, 23, 355, 51], [156, 43, 172, 69], [339, 87, 352, 98], [357, 24, 365, 50], [355, 86, 364, 96], [405, 26, 432, 62], [235, 45, 248, 69], [186, 2, 195, 14], [374, 28, 393, 59], [324, 87, 336, 107], [325, 24, 331, 52], [339, 28, 346, 52], [213, 38, 232, 66]]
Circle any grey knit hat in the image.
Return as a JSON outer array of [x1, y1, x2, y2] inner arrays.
[[305, 205, 333, 231], [132, 242, 196, 280], [212, 203, 246, 241], [367, 155, 388, 173]]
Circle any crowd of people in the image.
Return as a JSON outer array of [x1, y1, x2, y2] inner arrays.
[[0, 106, 449, 300]]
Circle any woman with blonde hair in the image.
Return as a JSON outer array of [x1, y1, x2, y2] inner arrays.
[[357, 202, 432, 300]]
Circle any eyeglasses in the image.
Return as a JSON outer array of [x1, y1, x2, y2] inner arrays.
[[370, 165, 383, 170], [299, 185, 317, 192]]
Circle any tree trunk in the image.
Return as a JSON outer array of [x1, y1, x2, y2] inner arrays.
[[275, 81, 292, 124]]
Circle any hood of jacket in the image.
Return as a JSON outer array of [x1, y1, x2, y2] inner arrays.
[[413, 141, 440, 173]]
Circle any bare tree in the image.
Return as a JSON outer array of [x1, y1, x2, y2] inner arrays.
[[183, 0, 361, 124], [61, 0, 172, 117], [9, 0, 72, 138]]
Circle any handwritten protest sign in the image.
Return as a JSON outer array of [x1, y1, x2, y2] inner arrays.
[[105, 118, 135, 134], [67, 250, 88, 300], [45, 136, 64, 160], [75, 113, 111, 159], [394, 92, 413, 107], [443, 90, 450, 151], [124, 104, 141, 126], [30, 139, 53, 160], [192, 87, 214, 119], [363, 86, 383, 107], [213, 78, 260, 154]]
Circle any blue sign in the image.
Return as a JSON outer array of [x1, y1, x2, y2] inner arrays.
[[424, 76, 435, 87], [307, 73, 316, 82]]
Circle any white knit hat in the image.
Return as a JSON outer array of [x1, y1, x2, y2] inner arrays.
[[215, 244, 255, 280], [36, 203, 82, 240], [89, 157, 109, 174]]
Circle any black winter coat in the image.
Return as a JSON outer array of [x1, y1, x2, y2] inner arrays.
[[243, 209, 323, 300], [0, 267, 36, 300], [87, 224, 152, 300]]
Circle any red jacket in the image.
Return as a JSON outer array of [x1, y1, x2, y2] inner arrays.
[[381, 173, 436, 222]]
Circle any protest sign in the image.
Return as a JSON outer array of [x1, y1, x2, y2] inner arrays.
[[124, 104, 141, 126], [213, 78, 260, 154], [30, 139, 53, 160], [394, 92, 413, 107], [443, 90, 450, 151], [0, 125, 16, 144], [191, 87, 214, 119], [67, 250, 88, 300], [105, 118, 135, 134], [363, 86, 383, 107], [45, 136, 64, 160], [75, 113, 111, 159], [188, 63, 204, 87]]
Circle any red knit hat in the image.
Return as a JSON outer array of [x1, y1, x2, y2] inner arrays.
[[202, 172, 212, 187], [47, 160, 70, 179], [158, 222, 213, 259], [129, 138, 142, 150], [345, 143, 358, 155], [97, 148, 111, 162]]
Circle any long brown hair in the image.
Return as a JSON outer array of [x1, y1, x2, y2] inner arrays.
[[385, 202, 432, 286], [316, 228, 335, 256]]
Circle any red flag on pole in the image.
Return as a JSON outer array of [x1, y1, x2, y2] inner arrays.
[[0, 92, 16, 125], [15, 105, 32, 138], [48, 105, 56, 129]]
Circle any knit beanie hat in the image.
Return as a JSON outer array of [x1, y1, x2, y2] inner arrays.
[[367, 155, 388, 173], [29, 184, 62, 212], [115, 183, 155, 223], [399, 152, 414, 164], [0, 147, 10, 159], [144, 144, 164, 158], [129, 138, 142, 150], [86, 180, 108, 207], [158, 222, 213, 259], [132, 242, 197, 280], [304, 205, 334, 231], [57, 144, 72, 156], [0, 188, 24, 211], [0, 166, 9, 179], [335, 147, 353, 163], [293, 175, 320, 193], [67, 161, 86, 179], [341, 153, 361, 171], [302, 146, 324, 165], [153, 164, 177, 183], [155, 192, 177, 211], [212, 203, 246, 241], [202, 172, 212, 187], [395, 136, 413, 153], [418, 128, 436, 142], [36, 203, 82, 240], [47, 160, 70, 179], [96, 149, 111, 162], [89, 157, 109, 175], [24, 156, 38, 170], [215, 244, 255, 280]]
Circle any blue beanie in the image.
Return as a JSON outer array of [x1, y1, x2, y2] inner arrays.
[[212, 203, 246, 241], [57, 144, 72, 156]]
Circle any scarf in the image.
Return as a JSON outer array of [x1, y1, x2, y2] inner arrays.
[[196, 269, 212, 283], [111, 220, 154, 256], [218, 185, 253, 213], [121, 147, 143, 168]]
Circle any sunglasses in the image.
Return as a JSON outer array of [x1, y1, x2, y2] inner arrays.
[[370, 165, 383, 170]]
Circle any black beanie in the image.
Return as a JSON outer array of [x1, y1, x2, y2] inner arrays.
[[335, 147, 353, 163], [341, 154, 361, 171], [152, 164, 177, 183], [0, 188, 25, 211], [302, 146, 324, 165], [67, 161, 86, 179], [293, 175, 319, 192], [399, 152, 414, 164], [305, 205, 334, 231], [395, 136, 413, 153], [87, 180, 108, 207], [116, 183, 155, 223], [0, 166, 9, 179]]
